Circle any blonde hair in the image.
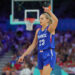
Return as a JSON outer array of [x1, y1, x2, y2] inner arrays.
[[43, 13, 52, 25]]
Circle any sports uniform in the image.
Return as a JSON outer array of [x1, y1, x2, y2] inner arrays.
[[37, 25, 56, 69]]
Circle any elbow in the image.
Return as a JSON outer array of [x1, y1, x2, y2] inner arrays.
[[54, 17, 58, 23], [53, 22, 58, 30], [56, 18, 58, 23], [55, 19, 58, 27], [57, 19, 58, 23]]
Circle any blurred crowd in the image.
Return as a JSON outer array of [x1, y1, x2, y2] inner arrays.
[[0, 25, 75, 75], [0, 25, 38, 75], [55, 31, 75, 73]]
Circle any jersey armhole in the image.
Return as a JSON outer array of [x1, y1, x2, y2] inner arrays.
[[36, 28, 40, 35], [47, 28, 55, 35], [47, 25, 55, 35]]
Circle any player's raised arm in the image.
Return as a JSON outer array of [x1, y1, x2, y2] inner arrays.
[[18, 29, 39, 62], [43, 7, 58, 33]]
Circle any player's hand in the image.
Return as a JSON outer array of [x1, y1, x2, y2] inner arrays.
[[18, 55, 24, 63], [43, 6, 51, 13]]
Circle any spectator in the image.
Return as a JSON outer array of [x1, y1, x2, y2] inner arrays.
[[20, 63, 31, 75], [2, 63, 11, 75], [14, 61, 21, 71]]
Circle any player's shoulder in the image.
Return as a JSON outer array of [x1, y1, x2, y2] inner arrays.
[[36, 28, 40, 34]]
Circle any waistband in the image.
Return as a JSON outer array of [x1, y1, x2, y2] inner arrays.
[[39, 48, 55, 52]]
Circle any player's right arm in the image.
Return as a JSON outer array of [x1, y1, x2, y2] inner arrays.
[[18, 29, 39, 62]]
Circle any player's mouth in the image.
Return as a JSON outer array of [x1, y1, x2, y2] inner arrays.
[[40, 22, 42, 24]]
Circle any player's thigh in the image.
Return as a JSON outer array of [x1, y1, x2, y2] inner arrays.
[[43, 64, 52, 75], [40, 70, 43, 75]]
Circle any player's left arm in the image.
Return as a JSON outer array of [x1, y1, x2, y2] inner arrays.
[[43, 7, 58, 33]]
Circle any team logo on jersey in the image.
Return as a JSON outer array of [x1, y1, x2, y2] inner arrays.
[[38, 34, 47, 39]]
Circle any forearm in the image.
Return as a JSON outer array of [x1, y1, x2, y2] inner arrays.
[[48, 11, 58, 22], [18, 29, 38, 63], [22, 44, 36, 57]]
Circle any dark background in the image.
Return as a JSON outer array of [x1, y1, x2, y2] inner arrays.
[[0, 0, 75, 19]]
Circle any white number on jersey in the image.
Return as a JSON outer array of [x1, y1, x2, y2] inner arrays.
[[39, 39, 45, 46]]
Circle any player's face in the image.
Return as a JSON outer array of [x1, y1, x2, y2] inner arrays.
[[40, 14, 49, 26]]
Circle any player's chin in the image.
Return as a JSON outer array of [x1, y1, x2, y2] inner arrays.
[[40, 23, 44, 26], [40, 23, 42, 25]]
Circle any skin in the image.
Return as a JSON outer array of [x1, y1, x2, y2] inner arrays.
[[18, 7, 58, 75]]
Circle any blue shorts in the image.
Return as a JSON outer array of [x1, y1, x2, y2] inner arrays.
[[38, 49, 56, 70]]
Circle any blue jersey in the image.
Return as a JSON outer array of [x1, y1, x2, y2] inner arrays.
[[37, 25, 55, 51]]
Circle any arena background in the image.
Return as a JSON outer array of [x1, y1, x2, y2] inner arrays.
[[0, 0, 75, 75]]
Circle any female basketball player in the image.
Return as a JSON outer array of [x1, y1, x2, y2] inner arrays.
[[18, 7, 58, 75]]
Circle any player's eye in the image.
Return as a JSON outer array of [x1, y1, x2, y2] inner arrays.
[[40, 18, 44, 20]]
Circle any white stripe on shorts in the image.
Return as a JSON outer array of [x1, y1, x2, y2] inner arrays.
[[51, 49, 53, 57]]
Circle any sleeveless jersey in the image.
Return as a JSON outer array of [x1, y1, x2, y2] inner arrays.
[[37, 25, 55, 51]]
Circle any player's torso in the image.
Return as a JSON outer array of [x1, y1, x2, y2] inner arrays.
[[37, 26, 55, 51]]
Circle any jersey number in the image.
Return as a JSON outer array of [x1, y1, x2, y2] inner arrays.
[[39, 39, 45, 46]]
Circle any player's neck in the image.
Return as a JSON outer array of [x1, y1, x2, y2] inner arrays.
[[41, 24, 48, 31]]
